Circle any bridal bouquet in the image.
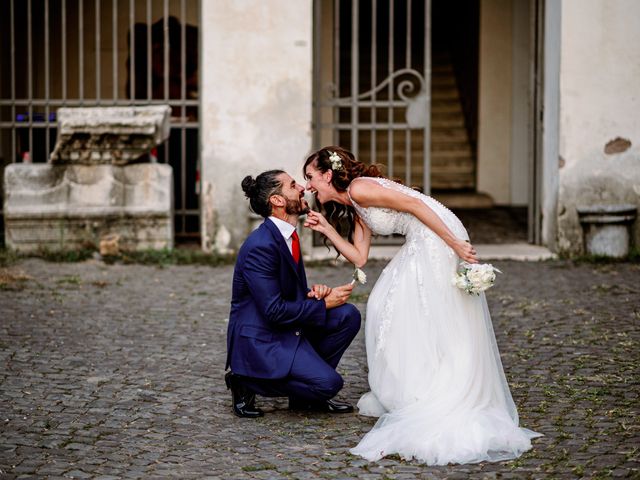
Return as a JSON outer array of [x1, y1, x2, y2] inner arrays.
[[453, 262, 501, 295]]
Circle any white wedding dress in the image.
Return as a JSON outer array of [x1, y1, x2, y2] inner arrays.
[[348, 177, 541, 465]]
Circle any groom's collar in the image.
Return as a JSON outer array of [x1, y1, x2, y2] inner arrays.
[[268, 216, 296, 240]]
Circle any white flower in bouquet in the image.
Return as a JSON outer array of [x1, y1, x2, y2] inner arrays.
[[351, 267, 367, 286], [453, 262, 501, 295]]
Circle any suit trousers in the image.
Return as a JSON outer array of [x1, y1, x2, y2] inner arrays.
[[237, 303, 361, 402]]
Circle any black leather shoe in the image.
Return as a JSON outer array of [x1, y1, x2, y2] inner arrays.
[[288, 397, 354, 414], [225, 372, 264, 418]]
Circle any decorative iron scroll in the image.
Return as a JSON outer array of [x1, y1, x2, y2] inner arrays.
[[322, 69, 428, 128], [324, 68, 426, 104]]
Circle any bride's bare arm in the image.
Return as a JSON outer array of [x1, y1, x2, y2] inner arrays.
[[349, 179, 478, 263], [304, 211, 372, 268]]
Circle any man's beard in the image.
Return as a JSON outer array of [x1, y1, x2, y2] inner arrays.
[[285, 196, 310, 216]]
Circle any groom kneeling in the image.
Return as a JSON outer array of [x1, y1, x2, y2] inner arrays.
[[225, 169, 361, 418]]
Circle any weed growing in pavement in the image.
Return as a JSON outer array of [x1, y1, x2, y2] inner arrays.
[[0, 247, 236, 267], [56, 275, 82, 285], [565, 246, 640, 264], [0, 247, 93, 264], [241, 464, 276, 472], [110, 248, 236, 267], [572, 464, 585, 476], [0, 248, 20, 267], [349, 292, 370, 303]]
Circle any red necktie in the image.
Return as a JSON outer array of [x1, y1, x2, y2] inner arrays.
[[291, 231, 300, 264]]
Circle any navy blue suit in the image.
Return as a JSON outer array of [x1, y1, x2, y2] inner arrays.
[[226, 218, 361, 402]]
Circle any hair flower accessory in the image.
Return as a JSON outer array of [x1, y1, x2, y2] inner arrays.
[[329, 151, 343, 171]]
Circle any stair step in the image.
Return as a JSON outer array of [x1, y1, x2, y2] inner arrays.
[[431, 97, 462, 107], [432, 192, 494, 209], [387, 178, 476, 191], [355, 135, 471, 153], [431, 117, 465, 128], [431, 138, 469, 147], [431, 142, 472, 152], [431, 64, 454, 73], [373, 160, 474, 174], [431, 129, 469, 143], [390, 162, 474, 175], [355, 131, 469, 145], [357, 138, 471, 155], [431, 148, 473, 158], [431, 89, 461, 101], [432, 178, 476, 189], [360, 153, 474, 166], [431, 76, 457, 87], [352, 52, 475, 191], [431, 103, 464, 114], [432, 111, 466, 121]]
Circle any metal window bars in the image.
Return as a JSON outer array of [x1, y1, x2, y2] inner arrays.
[[0, 0, 201, 242]]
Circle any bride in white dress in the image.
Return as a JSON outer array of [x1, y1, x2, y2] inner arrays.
[[303, 146, 541, 465]]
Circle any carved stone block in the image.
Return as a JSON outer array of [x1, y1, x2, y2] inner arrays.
[[49, 106, 171, 165], [4, 163, 174, 252]]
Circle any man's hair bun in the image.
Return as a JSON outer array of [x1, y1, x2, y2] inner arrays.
[[240, 170, 285, 218], [241, 176, 257, 198]]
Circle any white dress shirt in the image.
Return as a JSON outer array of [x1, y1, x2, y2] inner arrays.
[[268, 216, 297, 255]]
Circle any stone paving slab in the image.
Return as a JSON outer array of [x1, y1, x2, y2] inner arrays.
[[1, 258, 639, 479]]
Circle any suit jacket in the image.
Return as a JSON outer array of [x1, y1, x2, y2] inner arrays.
[[226, 218, 327, 379]]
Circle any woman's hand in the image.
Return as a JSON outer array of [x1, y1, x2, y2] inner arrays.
[[303, 210, 332, 235], [304, 208, 372, 269], [452, 238, 478, 264]]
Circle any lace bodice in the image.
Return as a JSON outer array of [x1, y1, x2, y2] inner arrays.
[[347, 177, 467, 240]]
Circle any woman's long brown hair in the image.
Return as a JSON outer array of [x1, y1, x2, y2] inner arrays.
[[303, 146, 384, 251]]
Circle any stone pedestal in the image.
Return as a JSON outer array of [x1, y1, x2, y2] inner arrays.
[[577, 204, 637, 257], [4, 163, 174, 252]]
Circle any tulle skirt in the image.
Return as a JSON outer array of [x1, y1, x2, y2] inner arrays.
[[350, 233, 542, 465]]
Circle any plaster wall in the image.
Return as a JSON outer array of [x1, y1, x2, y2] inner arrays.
[[557, 0, 640, 254], [200, 1, 313, 252], [477, 0, 513, 205]]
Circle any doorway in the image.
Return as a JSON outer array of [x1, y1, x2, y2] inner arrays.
[[430, 0, 542, 244], [312, 0, 543, 245]]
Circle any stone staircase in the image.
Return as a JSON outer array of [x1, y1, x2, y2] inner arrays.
[[430, 54, 475, 190], [354, 54, 475, 191]]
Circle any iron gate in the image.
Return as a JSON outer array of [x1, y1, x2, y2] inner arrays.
[[0, 0, 201, 243], [313, 0, 431, 192]]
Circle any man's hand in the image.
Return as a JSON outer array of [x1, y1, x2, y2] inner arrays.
[[323, 283, 354, 309], [307, 284, 332, 300]]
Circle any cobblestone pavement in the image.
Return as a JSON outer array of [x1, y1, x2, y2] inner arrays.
[[1, 258, 639, 479]]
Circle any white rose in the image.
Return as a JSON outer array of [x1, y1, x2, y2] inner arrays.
[[454, 275, 467, 289], [467, 269, 483, 284], [486, 272, 496, 283]]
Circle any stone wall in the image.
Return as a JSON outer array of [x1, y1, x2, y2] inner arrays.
[[557, 0, 640, 255]]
